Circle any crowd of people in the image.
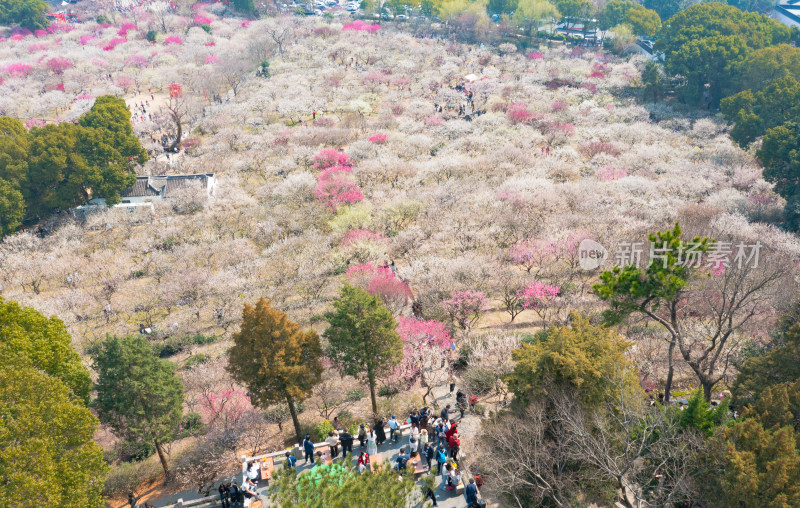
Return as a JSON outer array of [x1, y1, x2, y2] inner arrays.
[[290, 393, 480, 506]]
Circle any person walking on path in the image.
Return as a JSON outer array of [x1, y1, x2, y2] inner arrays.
[[424, 442, 435, 471], [303, 435, 315, 465], [441, 405, 451, 421], [420, 428, 429, 450], [446, 421, 459, 441], [435, 421, 447, 449], [450, 435, 461, 462], [465, 478, 479, 507], [340, 429, 354, 458], [388, 415, 400, 443], [284, 452, 296, 470], [366, 428, 378, 456], [436, 445, 448, 476], [449, 371, 456, 394], [358, 424, 367, 448], [375, 418, 387, 445], [326, 431, 340, 458], [218, 484, 230, 508]]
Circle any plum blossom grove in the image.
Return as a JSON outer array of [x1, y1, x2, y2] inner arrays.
[[0, 9, 799, 507]]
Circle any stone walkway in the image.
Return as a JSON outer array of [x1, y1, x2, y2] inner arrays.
[[148, 385, 479, 508]]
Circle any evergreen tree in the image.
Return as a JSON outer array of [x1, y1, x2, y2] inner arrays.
[[324, 284, 403, 415], [91, 335, 184, 476], [704, 419, 800, 507], [757, 121, 800, 229], [0, 0, 49, 31], [0, 297, 92, 402], [228, 298, 323, 444], [232, 0, 255, 13], [270, 461, 421, 507], [593, 223, 708, 402], [657, 3, 793, 105], [0, 179, 24, 236], [0, 357, 106, 507], [733, 323, 800, 408], [0, 298, 105, 506], [506, 314, 633, 407]]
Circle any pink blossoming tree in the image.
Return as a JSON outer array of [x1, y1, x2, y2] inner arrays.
[[395, 316, 453, 403], [440, 290, 489, 333], [313, 148, 352, 170], [313, 166, 363, 210]]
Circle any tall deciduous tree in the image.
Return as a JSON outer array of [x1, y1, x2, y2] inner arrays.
[[227, 298, 323, 444], [324, 284, 403, 415], [512, 0, 559, 36], [91, 336, 185, 476]]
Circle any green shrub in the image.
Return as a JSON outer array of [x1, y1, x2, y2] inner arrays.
[[155, 336, 186, 357], [117, 439, 156, 462], [473, 404, 486, 416], [175, 412, 204, 439], [183, 353, 210, 369], [146, 30, 157, 42], [314, 420, 335, 441], [103, 460, 162, 498], [462, 367, 496, 396], [346, 388, 367, 402], [191, 334, 218, 345], [201, 24, 211, 33], [97, 14, 110, 24], [378, 385, 399, 397]]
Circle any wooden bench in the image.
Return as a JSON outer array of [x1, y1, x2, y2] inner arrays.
[[369, 453, 382, 471], [411, 459, 426, 476], [259, 457, 274, 481]]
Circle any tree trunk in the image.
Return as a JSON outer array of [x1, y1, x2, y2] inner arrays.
[[286, 394, 303, 444], [368, 371, 378, 416], [663, 336, 676, 404], [154, 439, 170, 476], [702, 379, 714, 402], [168, 116, 182, 152]]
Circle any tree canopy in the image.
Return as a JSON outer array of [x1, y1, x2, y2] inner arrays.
[[0, 357, 106, 507], [656, 2, 793, 105], [228, 298, 323, 444], [600, 0, 660, 37], [0, 296, 92, 403], [506, 314, 633, 407], [0, 96, 146, 234], [324, 284, 403, 415], [91, 335, 184, 475], [0, 299, 105, 507], [0, 0, 49, 31], [270, 462, 422, 507]]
